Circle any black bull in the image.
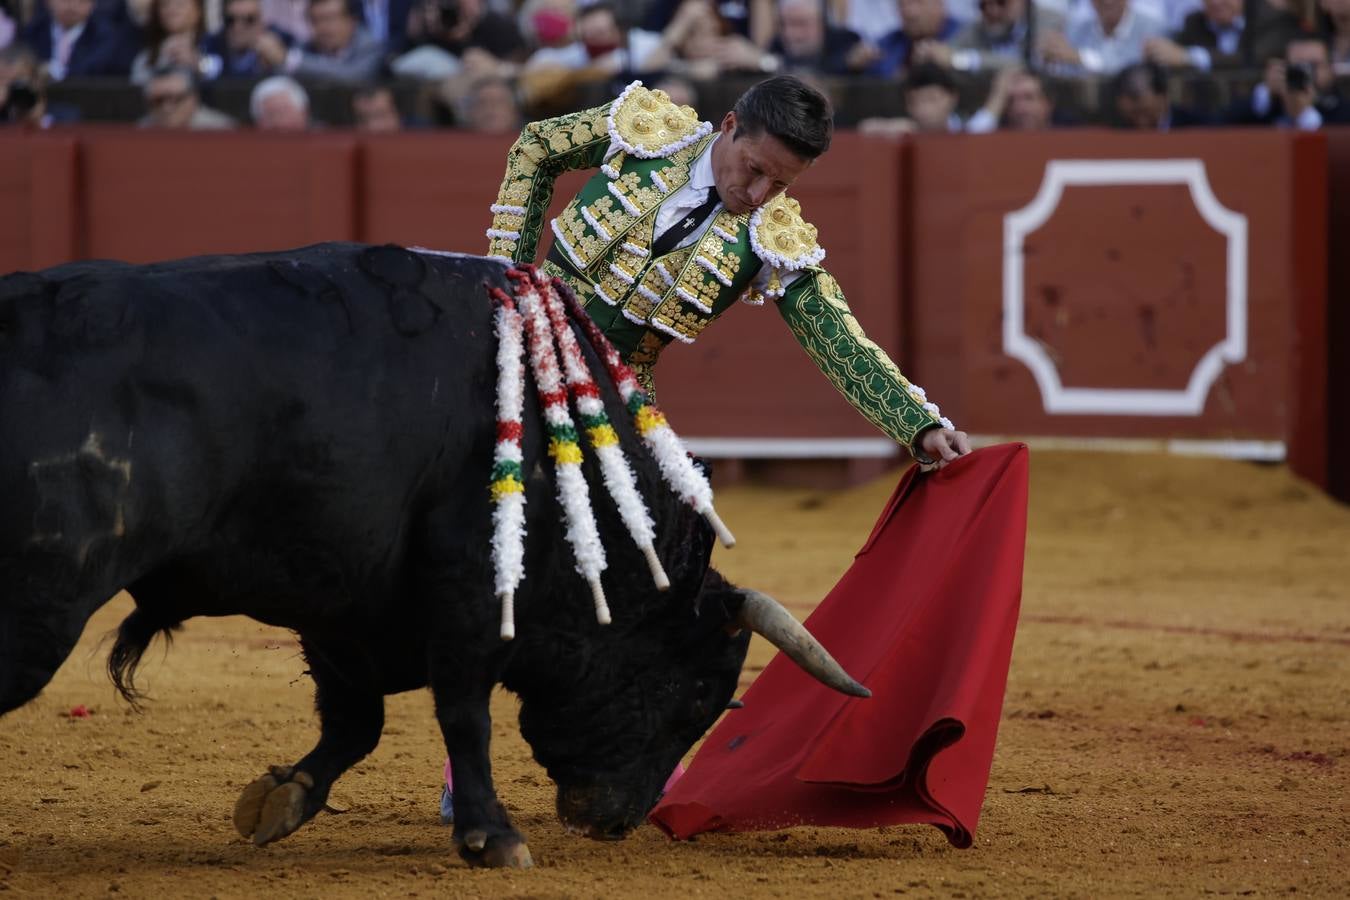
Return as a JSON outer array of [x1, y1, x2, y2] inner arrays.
[[0, 243, 863, 868]]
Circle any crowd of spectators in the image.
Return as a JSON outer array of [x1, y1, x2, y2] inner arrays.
[[0, 0, 1347, 131]]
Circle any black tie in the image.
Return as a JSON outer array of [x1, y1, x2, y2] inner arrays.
[[651, 187, 721, 258]]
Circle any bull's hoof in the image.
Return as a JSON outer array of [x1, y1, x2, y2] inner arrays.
[[233, 765, 315, 846], [457, 829, 533, 869]]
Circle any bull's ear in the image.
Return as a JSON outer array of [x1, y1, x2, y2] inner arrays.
[[695, 567, 746, 624]]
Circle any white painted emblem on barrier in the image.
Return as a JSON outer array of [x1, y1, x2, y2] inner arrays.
[[1003, 160, 1248, 416]]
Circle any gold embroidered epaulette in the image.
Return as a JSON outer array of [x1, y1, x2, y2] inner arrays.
[[749, 194, 826, 276], [606, 80, 712, 161]]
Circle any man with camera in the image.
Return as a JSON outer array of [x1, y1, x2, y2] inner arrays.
[[1240, 36, 1349, 128], [0, 43, 81, 127]]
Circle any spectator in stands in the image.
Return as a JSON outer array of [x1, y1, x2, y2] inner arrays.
[[520, 1, 767, 107], [405, 0, 527, 62], [250, 71, 311, 127], [200, 0, 295, 79], [1238, 34, 1349, 126], [1, 44, 40, 123], [859, 61, 968, 133], [868, 0, 963, 76], [1040, 0, 1167, 74], [765, 0, 869, 75], [643, 0, 766, 78], [1, 43, 81, 124], [138, 63, 235, 127], [968, 65, 1069, 128], [351, 81, 403, 129], [1112, 60, 1209, 127], [524, 0, 699, 75], [253, 0, 384, 84], [519, 0, 646, 106], [641, 0, 775, 46], [20, 0, 139, 79], [1321, 0, 1350, 70], [394, 0, 528, 81], [131, 0, 208, 84], [915, 0, 1065, 71], [458, 72, 520, 131], [1142, 0, 1299, 70]]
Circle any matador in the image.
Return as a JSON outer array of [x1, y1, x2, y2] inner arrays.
[[441, 74, 972, 826]]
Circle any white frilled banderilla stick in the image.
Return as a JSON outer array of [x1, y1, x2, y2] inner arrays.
[[534, 270, 670, 591], [554, 280, 735, 549], [513, 270, 612, 628], [486, 285, 528, 640]]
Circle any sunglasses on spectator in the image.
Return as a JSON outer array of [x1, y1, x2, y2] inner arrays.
[[226, 13, 260, 25], [979, 0, 1008, 7], [148, 91, 191, 108]]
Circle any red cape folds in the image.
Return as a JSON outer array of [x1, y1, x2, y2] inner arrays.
[[649, 443, 1029, 848]]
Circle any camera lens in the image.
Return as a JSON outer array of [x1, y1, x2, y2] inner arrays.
[[2, 80, 39, 122]]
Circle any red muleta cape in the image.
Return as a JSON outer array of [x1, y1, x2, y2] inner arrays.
[[650, 443, 1029, 848]]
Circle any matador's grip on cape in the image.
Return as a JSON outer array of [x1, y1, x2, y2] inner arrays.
[[650, 443, 1029, 848]]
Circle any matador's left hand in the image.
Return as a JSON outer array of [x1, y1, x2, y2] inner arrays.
[[920, 427, 972, 469]]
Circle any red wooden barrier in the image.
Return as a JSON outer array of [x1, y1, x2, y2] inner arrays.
[[357, 132, 592, 256], [0, 135, 78, 272], [906, 130, 1327, 483], [78, 131, 358, 262]]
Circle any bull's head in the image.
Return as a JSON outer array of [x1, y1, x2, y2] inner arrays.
[[503, 523, 867, 841]]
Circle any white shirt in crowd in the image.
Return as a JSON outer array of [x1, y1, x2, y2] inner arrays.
[[1064, 4, 1168, 74], [47, 20, 86, 81]]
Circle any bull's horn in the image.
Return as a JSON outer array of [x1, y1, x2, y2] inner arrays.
[[737, 591, 871, 698]]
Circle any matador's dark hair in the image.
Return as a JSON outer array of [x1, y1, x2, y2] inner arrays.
[[732, 75, 833, 160]]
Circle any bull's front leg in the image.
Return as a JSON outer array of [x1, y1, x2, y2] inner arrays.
[[233, 635, 385, 846], [429, 653, 532, 869]]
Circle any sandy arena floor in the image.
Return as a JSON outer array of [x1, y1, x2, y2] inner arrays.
[[1, 450, 1346, 898]]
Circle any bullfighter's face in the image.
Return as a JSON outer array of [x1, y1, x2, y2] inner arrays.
[[710, 113, 812, 215], [510, 568, 751, 840]]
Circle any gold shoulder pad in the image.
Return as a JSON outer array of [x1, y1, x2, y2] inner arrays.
[[749, 194, 826, 272], [607, 80, 713, 159]]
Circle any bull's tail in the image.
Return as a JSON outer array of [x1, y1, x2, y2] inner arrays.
[[107, 608, 183, 706]]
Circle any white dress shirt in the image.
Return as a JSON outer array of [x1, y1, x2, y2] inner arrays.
[[47, 21, 86, 82], [1065, 6, 1167, 74], [603, 134, 800, 293]]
